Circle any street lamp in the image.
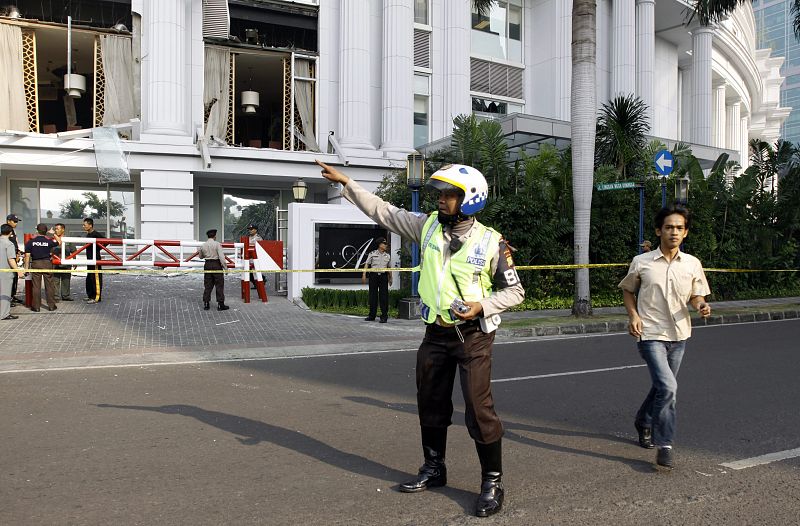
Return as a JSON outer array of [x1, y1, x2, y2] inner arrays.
[[292, 178, 308, 202], [407, 153, 425, 296], [675, 176, 690, 205]]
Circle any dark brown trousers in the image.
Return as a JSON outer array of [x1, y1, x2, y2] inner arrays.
[[203, 260, 225, 303], [416, 321, 503, 444], [30, 259, 56, 310]]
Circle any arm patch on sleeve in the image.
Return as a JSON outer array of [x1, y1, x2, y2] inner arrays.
[[494, 239, 520, 288]]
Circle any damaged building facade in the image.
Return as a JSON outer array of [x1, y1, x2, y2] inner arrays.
[[0, 0, 790, 249]]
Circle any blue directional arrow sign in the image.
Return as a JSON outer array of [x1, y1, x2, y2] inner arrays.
[[654, 149, 674, 176]]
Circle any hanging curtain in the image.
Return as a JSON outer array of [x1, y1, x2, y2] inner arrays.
[[100, 35, 135, 126], [204, 46, 230, 142], [0, 23, 28, 131], [293, 58, 319, 152]]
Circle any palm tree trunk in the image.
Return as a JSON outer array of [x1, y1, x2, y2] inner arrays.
[[571, 0, 596, 317]]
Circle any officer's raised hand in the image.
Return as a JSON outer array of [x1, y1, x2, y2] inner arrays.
[[316, 160, 350, 185]]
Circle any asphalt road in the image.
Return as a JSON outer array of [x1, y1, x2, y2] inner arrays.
[[2, 319, 798, 525]]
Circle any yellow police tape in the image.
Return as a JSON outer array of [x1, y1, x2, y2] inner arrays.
[[1, 264, 797, 274]]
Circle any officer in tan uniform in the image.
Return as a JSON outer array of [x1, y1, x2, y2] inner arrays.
[[362, 236, 392, 323], [199, 229, 230, 311], [317, 159, 524, 518]]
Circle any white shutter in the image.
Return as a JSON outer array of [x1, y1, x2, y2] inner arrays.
[[203, 0, 230, 40], [470, 57, 524, 100]]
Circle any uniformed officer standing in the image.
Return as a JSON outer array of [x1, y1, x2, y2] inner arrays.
[[82, 218, 104, 304], [5, 214, 22, 304], [51, 223, 75, 301], [317, 160, 524, 518], [1, 224, 25, 320], [199, 229, 230, 311], [362, 237, 392, 323], [23, 223, 61, 312], [247, 224, 263, 289]]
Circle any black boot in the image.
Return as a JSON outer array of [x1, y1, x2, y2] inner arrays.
[[203, 302, 210, 311], [475, 440, 504, 517], [399, 426, 447, 493], [217, 302, 230, 311]]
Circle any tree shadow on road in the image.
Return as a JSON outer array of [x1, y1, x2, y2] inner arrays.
[[344, 396, 654, 474], [94, 403, 478, 513]]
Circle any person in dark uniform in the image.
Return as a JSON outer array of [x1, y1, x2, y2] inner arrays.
[[199, 229, 229, 311], [82, 218, 104, 303], [23, 223, 61, 312], [1, 224, 25, 320], [362, 237, 392, 323], [317, 160, 524, 518], [5, 214, 22, 304]]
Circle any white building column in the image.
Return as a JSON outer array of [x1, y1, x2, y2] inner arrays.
[[139, 0, 198, 141], [442, 0, 471, 134], [690, 26, 714, 146], [339, 0, 374, 149], [635, 0, 655, 124], [726, 100, 741, 151], [612, 0, 636, 97], [381, 0, 414, 153], [140, 170, 194, 240], [712, 81, 727, 148], [740, 115, 750, 169], [679, 64, 692, 141]]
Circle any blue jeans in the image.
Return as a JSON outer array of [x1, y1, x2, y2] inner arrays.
[[635, 340, 686, 447]]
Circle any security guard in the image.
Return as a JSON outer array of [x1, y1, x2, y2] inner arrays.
[[24, 223, 61, 312], [317, 160, 524, 518], [362, 237, 392, 323], [247, 224, 263, 289], [199, 229, 229, 311], [5, 214, 22, 304], [82, 217, 104, 303]]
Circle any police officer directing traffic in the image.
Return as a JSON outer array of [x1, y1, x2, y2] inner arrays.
[[316, 159, 524, 518], [199, 229, 230, 311], [362, 236, 392, 323]]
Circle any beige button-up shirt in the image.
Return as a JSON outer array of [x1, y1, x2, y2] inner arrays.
[[618, 247, 710, 341], [364, 249, 391, 273], [199, 239, 228, 269]]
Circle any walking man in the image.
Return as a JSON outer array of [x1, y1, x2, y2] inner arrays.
[[51, 223, 75, 301], [362, 236, 392, 323], [82, 218, 104, 303], [619, 204, 712, 469], [23, 223, 61, 312], [317, 160, 524, 517], [199, 229, 229, 311], [1, 224, 25, 320]]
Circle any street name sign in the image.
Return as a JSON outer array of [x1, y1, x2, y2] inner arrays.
[[595, 181, 636, 191]]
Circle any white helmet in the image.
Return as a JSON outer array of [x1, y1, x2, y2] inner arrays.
[[426, 164, 489, 215]]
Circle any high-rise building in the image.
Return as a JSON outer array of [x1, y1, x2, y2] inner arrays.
[[753, 0, 800, 143]]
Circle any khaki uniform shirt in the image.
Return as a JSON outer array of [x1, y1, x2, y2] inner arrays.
[[249, 233, 263, 245], [342, 179, 524, 316], [0, 237, 15, 273], [199, 239, 228, 269], [364, 249, 391, 274], [618, 247, 711, 342]]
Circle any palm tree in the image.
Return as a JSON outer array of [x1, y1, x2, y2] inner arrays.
[[595, 94, 650, 179], [472, 0, 495, 16], [571, 0, 596, 317], [689, 1, 800, 39]]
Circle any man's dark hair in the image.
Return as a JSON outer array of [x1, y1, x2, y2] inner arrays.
[[0, 224, 11, 236], [83, 217, 94, 226], [655, 203, 691, 231], [37, 224, 48, 235], [55, 223, 66, 229]]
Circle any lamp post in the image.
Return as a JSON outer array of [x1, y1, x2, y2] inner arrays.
[[407, 153, 425, 296], [292, 178, 308, 202]]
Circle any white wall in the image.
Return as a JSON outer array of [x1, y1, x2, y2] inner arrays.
[[287, 202, 401, 300], [653, 37, 679, 139]]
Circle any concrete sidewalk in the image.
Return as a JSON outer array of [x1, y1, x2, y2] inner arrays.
[[1, 273, 797, 371]]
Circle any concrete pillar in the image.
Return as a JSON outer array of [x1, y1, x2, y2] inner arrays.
[[339, 0, 374, 149], [713, 81, 727, 148], [612, 0, 636, 97], [690, 26, 714, 146], [680, 65, 692, 141], [381, 0, 414, 153], [726, 101, 741, 151], [442, 0, 471, 134], [636, 0, 655, 125], [741, 115, 750, 169], [140, 170, 194, 240], [140, 0, 196, 140]]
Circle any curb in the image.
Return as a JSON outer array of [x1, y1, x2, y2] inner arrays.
[[498, 308, 800, 338]]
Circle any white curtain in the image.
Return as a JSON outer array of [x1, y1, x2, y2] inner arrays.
[[294, 58, 319, 152], [0, 23, 29, 131], [204, 46, 231, 141], [100, 35, 135, 126]]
